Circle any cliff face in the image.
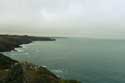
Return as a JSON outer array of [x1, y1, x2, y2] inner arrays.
[[0, 35, 55, 52], [0, 35, 80, 83], [0, 54, 80, 83]]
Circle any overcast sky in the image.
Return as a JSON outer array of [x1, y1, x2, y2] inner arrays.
[[0, 0, 125, 38]]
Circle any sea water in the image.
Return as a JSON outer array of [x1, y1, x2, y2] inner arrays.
[[4, 38, 125, 83]]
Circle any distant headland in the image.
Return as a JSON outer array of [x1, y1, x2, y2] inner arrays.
[[0, 34, 56, 52], [0, 34, 80, 83]]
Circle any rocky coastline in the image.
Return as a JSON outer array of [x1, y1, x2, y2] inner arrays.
[[0, 35, 55, 52], [0, 35, 80, 83]]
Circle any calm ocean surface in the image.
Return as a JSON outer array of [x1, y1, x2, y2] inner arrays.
[[4, 38, 125, 83]]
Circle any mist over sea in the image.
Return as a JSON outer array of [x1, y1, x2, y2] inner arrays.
[[4, 38, 125, 83]]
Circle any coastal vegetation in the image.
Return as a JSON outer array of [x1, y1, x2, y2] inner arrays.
[[0, 35, 55, 52], [0, 35, 80, 83]]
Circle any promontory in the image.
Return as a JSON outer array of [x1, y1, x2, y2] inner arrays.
[[0, 34, 80, 83]]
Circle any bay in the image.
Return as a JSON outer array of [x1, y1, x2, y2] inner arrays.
[[4, 38, 125, 83]]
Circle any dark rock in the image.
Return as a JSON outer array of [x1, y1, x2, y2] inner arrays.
[[0, 35, 80, 83], [0, 35, 56, 52], [0, 54, 17, 69]]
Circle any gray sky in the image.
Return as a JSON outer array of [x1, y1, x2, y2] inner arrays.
[[0, 0, 125, 38]]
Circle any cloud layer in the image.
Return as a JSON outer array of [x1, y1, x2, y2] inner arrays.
[[0, 0, 125, 38]]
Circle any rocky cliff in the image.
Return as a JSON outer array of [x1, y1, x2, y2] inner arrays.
[[0, 35, 80, 83], [0, 54, 80, 83], [0, 35, 55, 52]]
